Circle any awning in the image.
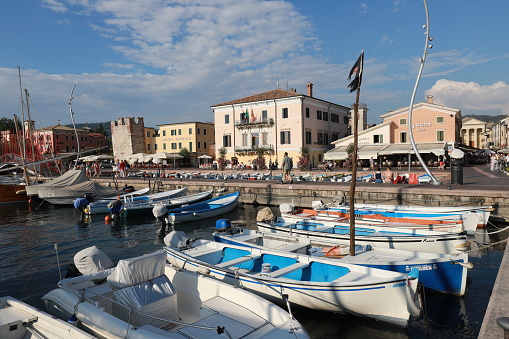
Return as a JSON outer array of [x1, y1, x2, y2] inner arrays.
[[378, 143, 448, 156], [357, 145, 388, 159], [323, 146, 349, 160]]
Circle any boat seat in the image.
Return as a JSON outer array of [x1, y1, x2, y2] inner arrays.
[[216, 255, 260, 268], [275, 242, 308, 253], [263, 262, 308, 278], [233, 234, 261, 243]]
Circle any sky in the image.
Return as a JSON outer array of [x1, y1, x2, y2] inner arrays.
[[1, 0, 508, 129]]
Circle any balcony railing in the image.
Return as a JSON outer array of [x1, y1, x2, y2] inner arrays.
[[234, 118, 274, 129], [234, 145, 274, 153]]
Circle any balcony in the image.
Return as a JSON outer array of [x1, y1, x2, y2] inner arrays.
[[235, 118, 274, 129], [234, 145, 274, 154]]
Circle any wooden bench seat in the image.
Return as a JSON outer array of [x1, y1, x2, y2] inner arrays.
[[263, 262, 308, 278]]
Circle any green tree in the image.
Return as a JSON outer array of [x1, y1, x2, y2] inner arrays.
[[179, 147, 191, 164], [0, 117, 19, 132], [217, 147, 228, 171]]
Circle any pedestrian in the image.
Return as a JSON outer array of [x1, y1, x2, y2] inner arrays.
[[490, 154, 497, 171], [281, 152, 293, 184], [383, 167, 394, 183], [373, 167, 383, 183], [369, 157, 374, 170], [93, 161, 100, 177]]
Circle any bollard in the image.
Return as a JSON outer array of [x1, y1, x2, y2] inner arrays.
[[497, 317, 509, 339]]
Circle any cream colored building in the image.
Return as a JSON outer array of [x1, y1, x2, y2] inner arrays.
[[461, 117, 488, 149], [211, 83, 350, 168], [153, 122, 214, 164]]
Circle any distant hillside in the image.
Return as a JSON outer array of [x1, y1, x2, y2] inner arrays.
[[66, 122, 111, 138], [464, 114, 506, 123]]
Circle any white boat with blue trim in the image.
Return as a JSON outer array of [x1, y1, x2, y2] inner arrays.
[[257, 216, 471, 254], [213, 222, 470, 296], [163, 231, 422, 327]]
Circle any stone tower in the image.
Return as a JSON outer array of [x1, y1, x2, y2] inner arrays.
[[111, 117, 146, 160], [350, 103, 368, 132]]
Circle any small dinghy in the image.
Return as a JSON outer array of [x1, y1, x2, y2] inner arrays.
[[166, 192, 241, 224], [42, 246, 308, 339], [163, 230, 422, 327], [0, 296, 94, 339], [213, 221, 471, 296]]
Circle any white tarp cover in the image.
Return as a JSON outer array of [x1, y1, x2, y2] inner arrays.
[[37, 180, 120, 199], [25, 169, 89, 196], [163, 231, 190, 248], [107, 250, 178, 325], [74, 246, 114, 276]]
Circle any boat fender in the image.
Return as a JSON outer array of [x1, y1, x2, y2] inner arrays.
[[74, 197, 90, 210], [107, 199, 124, 214], [67, 314, 78, 326], [215, 219, 233, 233], [152, 204, 169, 218]]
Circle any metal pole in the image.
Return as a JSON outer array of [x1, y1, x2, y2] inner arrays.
[[68, 81, 81, 168], [407, 0, 441, 185]]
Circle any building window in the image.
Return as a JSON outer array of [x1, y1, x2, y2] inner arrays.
[[374, 134, 383, 143], [147, 144, 151, 150], [163, 130, 166, 136], [178, 142, 182, 149], [189, 128, 193, 134], [305, 107, 310, 118], [437, 116, 444, 123], [262, 132, 268, 145], [280, 131, 291, 144], [317, 132, 323, 145], [316, 110, 322, 120], [323, 112, 329, 121], [400, 118, 407, 125], [155, 144, 158, 150], [204, 141, 207, 148], [178, 129, 181, 135], [437, 130, 444, 142], [344, 116, 349, 124], [242, 134, 248, 146], [225, 115, 230, 124], [147, 131, 150, 137], [197, 142, 201, 149], [223, 135, 232, 147], [305, 131, 312, 144], [197, 128, 201, 135], [189, 142, 193, 152], [203, 129, 207, 135], [400, 131, 407, 143], [163, 143, 167, 150], [331, 133, 339, 142], [282, 108, 288, 119], [171, 143, 177, 150], [331, 114, 339, 123], [261, 110, 268, 122]]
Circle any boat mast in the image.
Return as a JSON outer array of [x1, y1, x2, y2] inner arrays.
[[17, 67, 30, 185], [407, 0, 440, 185], [68, 80, 81, 168]]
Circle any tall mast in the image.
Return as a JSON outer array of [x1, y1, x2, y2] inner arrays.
[[68, 80, 81, 168], [17, 67, 30, 185]]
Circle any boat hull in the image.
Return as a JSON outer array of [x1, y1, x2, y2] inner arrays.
[[0, 183, 28, 204], [167, 192, 241, 224], [164, 241, 421, 327], [257, 220, 470, 254], [214, 231, 469, 295]]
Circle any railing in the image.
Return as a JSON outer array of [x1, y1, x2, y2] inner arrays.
[[234, 118, 274, 129]]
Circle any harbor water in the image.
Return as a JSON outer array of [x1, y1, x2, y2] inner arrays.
[[0, 202, 506, 338]]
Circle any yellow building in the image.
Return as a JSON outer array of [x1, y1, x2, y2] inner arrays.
[[151, 122, 215, 165]]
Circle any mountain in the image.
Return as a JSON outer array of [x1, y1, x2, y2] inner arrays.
[[464, 114, 506, 123], [67, 122, 111, 138]]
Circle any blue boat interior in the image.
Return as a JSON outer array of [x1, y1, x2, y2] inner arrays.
[[276, 221, 424, 237], [212, 247, 350, 282]]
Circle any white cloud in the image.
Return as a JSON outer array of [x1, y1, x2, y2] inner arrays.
[[425, 79, 509, 116], [41, 0, 67, 13]]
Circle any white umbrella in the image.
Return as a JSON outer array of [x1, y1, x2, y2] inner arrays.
[[197, 155, 213, 159], [450, 148, 465, 159], [152, 152, 184, 159]]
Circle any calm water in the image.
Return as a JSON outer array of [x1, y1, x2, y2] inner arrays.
[[0, 202, 506, 338]]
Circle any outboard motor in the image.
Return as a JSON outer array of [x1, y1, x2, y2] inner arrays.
[[215, 219, 234, 234], [122, 185, 135, 193], [84, 193, 94, 203], [107, 199, 124, 221], [74, 197, 90, 217], [152, 204, 169, 226]]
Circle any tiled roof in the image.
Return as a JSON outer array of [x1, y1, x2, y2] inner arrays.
[[37, 125, 86, 132], [211, 88, 303, 107]]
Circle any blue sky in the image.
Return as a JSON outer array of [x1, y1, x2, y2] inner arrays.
[[1, 0, 508, 128]]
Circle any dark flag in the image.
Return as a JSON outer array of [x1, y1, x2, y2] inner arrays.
[[347, 51, 364, 92]]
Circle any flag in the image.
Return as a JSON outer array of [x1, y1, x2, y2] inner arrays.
[[251, 108, 256, 122], [347, 51, 364, 93]]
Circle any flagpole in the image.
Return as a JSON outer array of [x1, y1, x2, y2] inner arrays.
[[347, 50, 363, 256], [349, 87, 360, 256]]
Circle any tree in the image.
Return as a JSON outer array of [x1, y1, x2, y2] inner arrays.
[[252, 147, 267, 170], [343, 143, 355, 170], [0, 117, 19, 132], [217, 147, 228, 171], [179, 147, 191, 165], [297, 147, 310, 170]]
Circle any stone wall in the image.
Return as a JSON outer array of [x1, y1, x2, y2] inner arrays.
[[111, 117, 146, 160]]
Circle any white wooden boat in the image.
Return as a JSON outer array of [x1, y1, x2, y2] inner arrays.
[[257, 217, 471, 254], [42, 246, 308, 339], [167, 192, 240, 224], [337, 202, 492, 230], [25, 169, 89, 198], [85, 187, 188, 214], [163, 233, 422, 327], [327, 204, 486, 235], [0, 296, 94, 339], [282, 207, 465, 233], [213, 225, 471, 296]]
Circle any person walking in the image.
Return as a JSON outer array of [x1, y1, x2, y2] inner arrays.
[[281, 152, 293, 184]]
